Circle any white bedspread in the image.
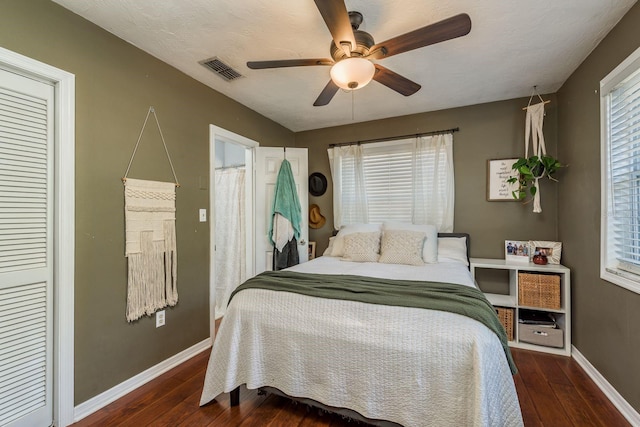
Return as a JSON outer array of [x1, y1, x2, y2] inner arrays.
[[200, 257, 523, 427]]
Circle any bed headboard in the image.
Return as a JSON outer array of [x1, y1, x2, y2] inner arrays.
[[438, 232, 471, 269]]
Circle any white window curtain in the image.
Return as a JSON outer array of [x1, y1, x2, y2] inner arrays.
[[328, 133, 455, 231], [214, 167, 246, 318], [412, 133, 455, 231], [328, 145, 368, 229]]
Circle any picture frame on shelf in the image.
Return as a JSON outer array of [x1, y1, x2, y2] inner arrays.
[[529, 240, 562, 264], [308, 241, 316, 260], [505, 240, 530, 263], [487, 158, 520, 201]]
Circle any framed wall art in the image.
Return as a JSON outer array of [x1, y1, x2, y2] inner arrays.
[[487, 158, 519, 201], [529, 241, 562, 264]]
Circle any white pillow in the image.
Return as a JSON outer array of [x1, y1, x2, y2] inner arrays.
[[322, 236, 336, 256], [379, 230, 425, 266], [382, 222, 438, 263], [437, 237, 469, 266], [330, 223, 382, 257], [341, 232, 381, 263]]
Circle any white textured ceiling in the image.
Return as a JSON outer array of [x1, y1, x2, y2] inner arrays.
[[53, 0, 636, 132]]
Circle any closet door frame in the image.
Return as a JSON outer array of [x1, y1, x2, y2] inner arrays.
[[0, 47, 75, 426], [208, 125, 257, 340]]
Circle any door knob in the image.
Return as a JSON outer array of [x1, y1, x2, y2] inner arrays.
[[299, 239, 306, 245]]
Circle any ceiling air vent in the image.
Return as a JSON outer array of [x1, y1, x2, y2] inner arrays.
[[200, 57, 243, 81]]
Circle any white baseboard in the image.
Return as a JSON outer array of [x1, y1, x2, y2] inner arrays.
[[572, 345, 640, 426], [73, 338, 211, 423]]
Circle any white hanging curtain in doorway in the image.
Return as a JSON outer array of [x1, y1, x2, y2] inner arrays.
[[214, 167, 246, 318]]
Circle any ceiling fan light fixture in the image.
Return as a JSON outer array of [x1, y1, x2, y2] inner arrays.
[[330, 57, 375, 90]]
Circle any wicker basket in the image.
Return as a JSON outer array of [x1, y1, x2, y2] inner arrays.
[[518, 272, 561, 309], [495, 306, 514, 341]]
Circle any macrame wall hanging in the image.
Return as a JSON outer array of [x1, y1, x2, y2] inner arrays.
[[123, 107, 180, 322]]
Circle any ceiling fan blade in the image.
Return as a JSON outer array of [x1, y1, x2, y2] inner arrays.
[[373, 64, 421, 96], [368, 13, 471, 60], [247, 59, 333, 69], [314, 0, 356, 56], [313, 80, 340, 106]]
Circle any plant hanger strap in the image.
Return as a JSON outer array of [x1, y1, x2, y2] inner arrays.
[[524, 102, 547, 160], [123, 106, 180, 187], [523, 91, 548, 213], [523, 87, 550, 213], [524, 85, 549, 109]]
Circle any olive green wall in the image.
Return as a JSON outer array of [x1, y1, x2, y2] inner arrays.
[[296, 96, 560, 257], [4, 0, 639, 415], [0, 0, 294, 404], [557, 2, 640, 411]]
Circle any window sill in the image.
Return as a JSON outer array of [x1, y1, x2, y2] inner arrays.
[[601, 268, 640, 295]]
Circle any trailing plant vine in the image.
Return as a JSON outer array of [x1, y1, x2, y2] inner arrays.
[[507, 155, 564, 202]]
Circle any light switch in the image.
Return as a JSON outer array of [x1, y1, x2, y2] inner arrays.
[[199, 209, 207, 222]]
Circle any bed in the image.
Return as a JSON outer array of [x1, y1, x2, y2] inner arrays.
[[200, 225, 523, 427]]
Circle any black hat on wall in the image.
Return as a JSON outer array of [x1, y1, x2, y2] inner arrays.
[[309, 172, 327, 197]]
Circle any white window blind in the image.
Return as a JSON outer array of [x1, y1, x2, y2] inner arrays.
[[609, 71, 640, 267], [363, 141, 414, 223], [601, 46, 640, 294]]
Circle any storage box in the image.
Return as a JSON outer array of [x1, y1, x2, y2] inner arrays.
[[519, 324, 564, 348], [495, 306, 514, 341], [518, 272, 561, 309]]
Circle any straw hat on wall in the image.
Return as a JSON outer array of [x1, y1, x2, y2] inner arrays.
[[309, 204, 326, 229]]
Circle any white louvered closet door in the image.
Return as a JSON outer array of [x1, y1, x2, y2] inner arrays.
[[0, 68, 54, 427]]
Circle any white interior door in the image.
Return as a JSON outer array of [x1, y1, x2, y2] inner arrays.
[[254, 147, 308, 274], [0, 68, 53, 427]]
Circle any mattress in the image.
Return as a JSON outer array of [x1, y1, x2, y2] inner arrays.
[[200, 256, 523, 427]]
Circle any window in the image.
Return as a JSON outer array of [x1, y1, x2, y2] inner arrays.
[[601, 46, 640, 294], [362, 141, 414, 223], [328, 134, 454, 231]]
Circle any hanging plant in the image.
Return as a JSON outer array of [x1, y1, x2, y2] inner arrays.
[[507, 155, 564, 202]]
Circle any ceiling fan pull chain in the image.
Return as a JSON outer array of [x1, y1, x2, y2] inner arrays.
[[351, 90, 355, 121]]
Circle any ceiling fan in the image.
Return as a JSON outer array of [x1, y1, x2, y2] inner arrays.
[[247, 0, 471, 106]]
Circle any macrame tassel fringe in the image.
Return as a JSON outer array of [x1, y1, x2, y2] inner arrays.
[[126, 225, 178, 322], [164, 220, 178, 306]]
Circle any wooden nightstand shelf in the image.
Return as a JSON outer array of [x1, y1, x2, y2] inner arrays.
[[470, 258, 571, 356]]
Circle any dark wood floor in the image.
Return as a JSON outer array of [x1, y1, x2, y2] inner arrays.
[[71, 346, 631, 427]]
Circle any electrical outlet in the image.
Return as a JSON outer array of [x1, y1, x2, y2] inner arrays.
[[156, 310, 165, 328], [199, 209, 207, 222]]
